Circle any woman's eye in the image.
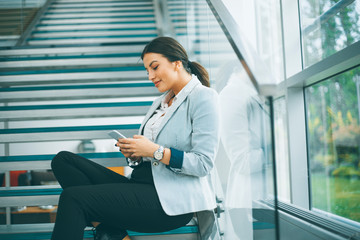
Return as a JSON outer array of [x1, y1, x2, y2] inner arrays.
[[153, 66, 158, 70]]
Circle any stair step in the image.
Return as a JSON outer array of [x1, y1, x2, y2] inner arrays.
[[0, 152, 127, 171], [0, 122, 141, 143], [0, 71, 149, 86], [0, 99, 154, 121], [0, 82, 158, 102], [55, 0, 152, 2], [39, 18, 155, 24], [31, 29, 157, 38], [35, 23, 155, 31], [27, 36, 154, 45], [50, 1, 152, 10], [0, 223, 199, 240], [47, 6, 154, 13], [0, 56, 143, 71], [0, 45, 145, 57], [0, 186, 62, 198], [51, 2, 153, 8], [42, 12, 155, 18]]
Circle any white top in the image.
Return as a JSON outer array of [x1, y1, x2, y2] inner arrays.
[[142, 90, 176, 161]]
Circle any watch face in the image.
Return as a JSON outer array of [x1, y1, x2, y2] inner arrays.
[[154, 151, 163, 160]]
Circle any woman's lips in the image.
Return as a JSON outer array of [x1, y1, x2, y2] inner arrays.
[[154, 80, 161, 87]]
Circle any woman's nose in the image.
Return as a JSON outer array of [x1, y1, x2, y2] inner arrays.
[[148, 71, 155, 80]]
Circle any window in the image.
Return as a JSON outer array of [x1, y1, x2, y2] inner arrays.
[[299, 0, 360, 68], [304, 66, 360, 223]]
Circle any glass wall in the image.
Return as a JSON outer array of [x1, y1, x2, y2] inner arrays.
[[221, 0, 284, 84], [168, 0, 279, 239], [305, 66, 360, 224], [299, 0, 360, 68], [212, 0, 360, 237]]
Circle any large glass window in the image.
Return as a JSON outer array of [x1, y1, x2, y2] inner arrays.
[[167, 1, 279, 239], [305, 66, 360, 223], [299, 0, 360, 68]]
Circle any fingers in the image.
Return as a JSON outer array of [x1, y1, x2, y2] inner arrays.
[[132, 135, 143, 139], [118, 138, 132, 144], [115, 135, 150, 158]]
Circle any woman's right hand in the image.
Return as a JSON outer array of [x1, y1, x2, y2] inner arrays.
[[115, 141, 132, 158]]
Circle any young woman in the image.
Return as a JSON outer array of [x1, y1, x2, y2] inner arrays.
[[51, 36, 220, 240]]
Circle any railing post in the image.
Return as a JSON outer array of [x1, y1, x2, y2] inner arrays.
[[153, 0, 175, 37]]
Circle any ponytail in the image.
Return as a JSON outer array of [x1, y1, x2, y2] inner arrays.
[[187, 61, 209, 87]]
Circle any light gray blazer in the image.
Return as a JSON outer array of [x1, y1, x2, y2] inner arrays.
[[137, 76, 220, 216]]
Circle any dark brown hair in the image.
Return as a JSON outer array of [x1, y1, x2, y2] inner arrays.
[[141, 37, 210, 87]]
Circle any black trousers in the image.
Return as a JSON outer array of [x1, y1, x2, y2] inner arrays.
[[51, 151, 193, 240]]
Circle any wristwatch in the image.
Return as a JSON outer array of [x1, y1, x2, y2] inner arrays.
[[153, 145, 164, 161]]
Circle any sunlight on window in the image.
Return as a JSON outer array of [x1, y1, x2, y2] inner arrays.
[[305, 66, 360, 223]]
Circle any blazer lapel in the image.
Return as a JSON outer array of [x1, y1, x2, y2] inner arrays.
[[153, 76, 201, 141]]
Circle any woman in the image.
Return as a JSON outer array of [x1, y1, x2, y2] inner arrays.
[[51, 36, 220, 240]]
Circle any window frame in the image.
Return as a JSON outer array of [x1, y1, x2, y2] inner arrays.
[[207, 0, 360, 236]]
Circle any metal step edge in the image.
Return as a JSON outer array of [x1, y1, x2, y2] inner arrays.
[[0, 126, 141, 143], [0, 101, 153, 121], [0, 224, 198, 238], [31, 30, 157, 38], [0, 72, 149, 86], [0, 152, 126, 163], [0, 65, 145, 76], [42, 13, 155, 18], [27, 37, 154, 45], [0, 44, 146, 56]]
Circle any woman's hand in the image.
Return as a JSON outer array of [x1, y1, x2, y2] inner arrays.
[[117, 135, 159, 158]]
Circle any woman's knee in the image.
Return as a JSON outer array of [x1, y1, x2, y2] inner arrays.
[[51, 151, 72, 171]]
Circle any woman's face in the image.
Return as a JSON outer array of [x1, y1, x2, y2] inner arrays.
[[143, 52, 178, 93]]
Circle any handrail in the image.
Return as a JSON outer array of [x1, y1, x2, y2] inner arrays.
[[17, 0, 54, 46], [206, 0, 277, 96], [153, 0, 175, 36]]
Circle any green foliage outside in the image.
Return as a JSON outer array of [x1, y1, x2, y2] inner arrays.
[[312, 174, 360, 223], [301, 0, 360, 223], [301, 0, 360, 67]]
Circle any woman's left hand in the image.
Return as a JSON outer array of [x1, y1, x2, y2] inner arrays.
[[118, 135, 159, 158]]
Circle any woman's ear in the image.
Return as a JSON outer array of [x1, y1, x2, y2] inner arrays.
[[174, 60, 182, 71]]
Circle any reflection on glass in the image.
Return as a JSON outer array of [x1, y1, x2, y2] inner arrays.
[[221, 0, 284, 84], [274, 97, 291, 203], [218, 67, 273, 240], [216, 65, 277, 240], [305, 66, 360, 223], [299, 0, 360, 67], [167, 0, 278, 238]]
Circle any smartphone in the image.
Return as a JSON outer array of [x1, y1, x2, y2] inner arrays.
[[108, 130, 127, 140]]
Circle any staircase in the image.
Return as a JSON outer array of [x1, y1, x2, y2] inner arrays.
[[0, 0, 199, 239]]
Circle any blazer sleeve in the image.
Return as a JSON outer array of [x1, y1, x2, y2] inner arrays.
[[167, 88, 220, 177]]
